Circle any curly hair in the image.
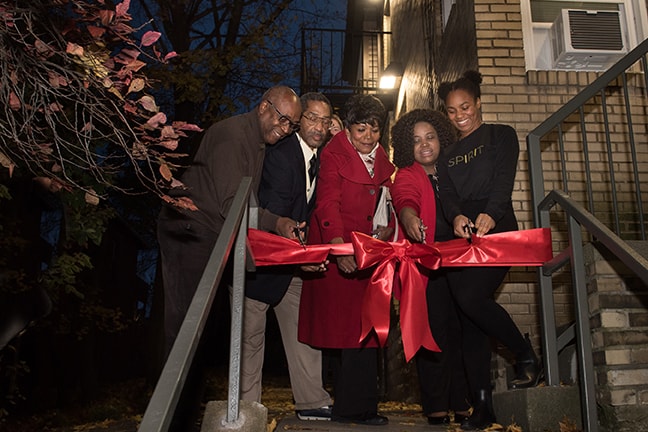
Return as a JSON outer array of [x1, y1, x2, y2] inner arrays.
[[342, 94, 386, 129], [438, 70, 483, 103], [391, 109, 457, 169]]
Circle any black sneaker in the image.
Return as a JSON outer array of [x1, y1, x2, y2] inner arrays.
[[296, 406, 332, 421]]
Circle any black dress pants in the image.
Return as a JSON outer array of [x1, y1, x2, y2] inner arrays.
[[157, 210, 218, 359], [331, 347, 379, 419], [449, 266, 528, 393], [416, 269, 470, 414]]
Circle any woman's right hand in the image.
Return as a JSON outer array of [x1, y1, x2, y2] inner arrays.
[[453, 214, 474, 239], [400, 207, 425, 242], [330, 236, 357, 274], [336, 255, 357, 274]]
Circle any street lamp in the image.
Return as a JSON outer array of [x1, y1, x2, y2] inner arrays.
[[379, 61, 403, 90]]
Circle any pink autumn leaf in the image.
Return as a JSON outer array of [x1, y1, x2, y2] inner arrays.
[[161, 125, 178, 139], [163, 51, 178, 61], [173, 197, 198, 211], [172, 121, 203, 132], [146, 112, 167, 129], [124, 59, 146, 73], [158, 140, 179, 151], [170, 178, 184, 189], [123, 102, 138, 114], [141, 31, 161, 47], [66, 42, 84, 56], [115, 0, 131, 18], [114, 48, 140, 64], [87, 25, 106, 39], [48, 71, 68, 88], [99, 10, 115, 26], [9, 91, 20, 110], [127, 78, 145, 94], [138, 95, 158, 112]]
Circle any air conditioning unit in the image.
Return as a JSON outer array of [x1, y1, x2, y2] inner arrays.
[[551, 9, 627, 70]]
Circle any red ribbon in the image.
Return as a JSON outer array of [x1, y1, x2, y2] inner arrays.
[[247, 228, 552, 361]]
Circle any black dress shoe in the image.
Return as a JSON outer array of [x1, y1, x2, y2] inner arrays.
[[426, 415, 450, 425], [453, 412, 469, 423], [461, 389, 496, 430], [332, 414, 389, 426], [510, 334, 542, 389]]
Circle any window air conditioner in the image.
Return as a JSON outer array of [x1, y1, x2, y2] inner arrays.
[[551, 9, 627, 70]]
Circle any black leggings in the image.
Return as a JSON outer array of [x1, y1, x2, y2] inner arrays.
[[449, 266, 528, 393]]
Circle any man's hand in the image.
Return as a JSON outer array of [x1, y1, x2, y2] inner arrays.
[[276, 217, 304, 239]]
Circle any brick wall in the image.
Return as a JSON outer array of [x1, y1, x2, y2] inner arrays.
[[586, 242, 648, 431]]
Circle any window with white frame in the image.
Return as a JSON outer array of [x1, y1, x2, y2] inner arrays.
[[520, 0, 648, 71]]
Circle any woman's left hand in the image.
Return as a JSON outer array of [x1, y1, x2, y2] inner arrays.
[[473, 213, 495, 237], [372, 225, 394, 241]]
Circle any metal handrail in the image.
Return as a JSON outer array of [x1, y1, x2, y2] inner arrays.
[[138, 177, 254, 432], [537, 190, 648, 432]]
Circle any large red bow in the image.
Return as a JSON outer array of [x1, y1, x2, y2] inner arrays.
[[351, 232, 441, 361]]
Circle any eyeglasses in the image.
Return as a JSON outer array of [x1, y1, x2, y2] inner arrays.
[[301, 112, 333, 129], [266, 100, 300, 132]]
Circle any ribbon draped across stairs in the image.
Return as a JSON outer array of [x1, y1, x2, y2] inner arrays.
[[247, 228, 552, 361]]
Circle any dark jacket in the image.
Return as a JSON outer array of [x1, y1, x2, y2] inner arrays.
[[245, 134, 319, 305]]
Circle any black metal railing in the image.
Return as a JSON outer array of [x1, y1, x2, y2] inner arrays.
[[528, 38, 648, 432], [300, 28, 391, 98], [528, 38, 648, 241]]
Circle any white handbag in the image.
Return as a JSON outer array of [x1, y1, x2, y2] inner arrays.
[[372, 186, 399, 240]]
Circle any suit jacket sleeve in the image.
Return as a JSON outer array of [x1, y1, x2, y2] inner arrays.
[[259, 144, 301, 221]]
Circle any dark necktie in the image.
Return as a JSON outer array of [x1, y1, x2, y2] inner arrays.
[[308, 154, 317, 184]]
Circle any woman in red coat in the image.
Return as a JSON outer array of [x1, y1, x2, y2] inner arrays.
[[299, 94, 395, 426], [390, 109, 470, 426]]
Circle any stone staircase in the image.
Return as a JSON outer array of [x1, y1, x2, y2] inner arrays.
[[493, 240, 648, 432]]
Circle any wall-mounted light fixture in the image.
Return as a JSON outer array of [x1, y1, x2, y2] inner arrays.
[[379, 61, 403, 90]]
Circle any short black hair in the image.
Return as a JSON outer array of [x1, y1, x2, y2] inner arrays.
[[438, 70, 483, 103], [300, 92, 332, 112], [391, 109, 457, 169], [342, 94, 386, 129]]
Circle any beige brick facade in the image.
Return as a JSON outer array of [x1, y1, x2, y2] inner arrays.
[[386, 0, 648, 428]]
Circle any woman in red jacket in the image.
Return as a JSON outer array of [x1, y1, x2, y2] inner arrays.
[[390, 109, 470, 426], [299, 94, 395, 426]]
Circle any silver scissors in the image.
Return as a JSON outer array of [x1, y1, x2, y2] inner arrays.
[[419, 219, 427, 243], [293, 224, 306, 249], [463, 219, 477, 244]]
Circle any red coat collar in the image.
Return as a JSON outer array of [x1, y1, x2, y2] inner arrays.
[[327, 132, 394, 184]]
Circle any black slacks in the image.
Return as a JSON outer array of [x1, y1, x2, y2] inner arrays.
[[331, 347, 379, 418], [416, 269, 470, 414], [449, 266, 528, 393]]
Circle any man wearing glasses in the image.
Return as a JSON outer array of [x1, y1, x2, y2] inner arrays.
[[157, 85, 302, 361], [243, 93, 334, 421]]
